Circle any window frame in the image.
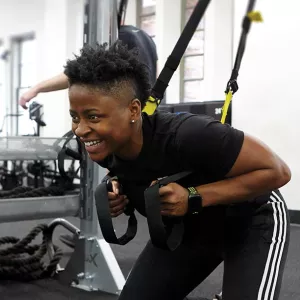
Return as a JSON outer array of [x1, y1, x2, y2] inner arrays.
[[0, 40, 6, 135], [180, 0, 205, 103], [10, 32, 36, 136], [136, 0, 156, 39]]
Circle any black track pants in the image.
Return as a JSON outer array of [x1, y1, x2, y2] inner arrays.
[[118, 190, 290, 300]]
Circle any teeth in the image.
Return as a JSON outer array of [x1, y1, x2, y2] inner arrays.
[[84, 140, 102, 146]]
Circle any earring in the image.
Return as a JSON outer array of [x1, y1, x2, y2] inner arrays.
[[131, 120, 135, 123]]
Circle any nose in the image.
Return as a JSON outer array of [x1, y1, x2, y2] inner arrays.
[[73, 120, 91, 138]]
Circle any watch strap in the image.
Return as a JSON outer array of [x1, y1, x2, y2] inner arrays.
[[187, 187, 202, 215]]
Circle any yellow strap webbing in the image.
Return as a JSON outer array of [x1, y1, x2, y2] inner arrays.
[[247, 11, 263, 22], [142, 96, 160, 115], [221, 91, 233, 124]]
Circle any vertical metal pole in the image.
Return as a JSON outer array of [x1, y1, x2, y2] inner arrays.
[[83, 0, 118, 48], [80, 0, 119, 236], [15, 41, 21, 136], [67, 0, 125, 295], [110, 0, 119, 45]]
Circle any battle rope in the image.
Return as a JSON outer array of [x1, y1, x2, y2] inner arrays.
[[0, 186, 32, 198], [0, 224, 63, 281], [0, 184, 73, 281]]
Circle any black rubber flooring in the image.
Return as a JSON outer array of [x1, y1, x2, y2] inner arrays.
[[0, 213, 299, 300]]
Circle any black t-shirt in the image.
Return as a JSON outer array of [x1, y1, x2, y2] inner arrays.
[[98, 111, 244, 216], [119, 25, 157, 86]]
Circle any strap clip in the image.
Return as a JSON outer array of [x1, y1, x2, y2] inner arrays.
[[225, 79, 239, 95]]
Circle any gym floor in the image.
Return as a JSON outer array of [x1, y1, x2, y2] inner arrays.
[[0, 213, 299, 300]]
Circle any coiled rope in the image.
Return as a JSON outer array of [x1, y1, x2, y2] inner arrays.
[[0, 224, 63, 281], [0, 185, 71, 281]]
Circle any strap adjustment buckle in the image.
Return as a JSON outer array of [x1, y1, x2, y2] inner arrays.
[[225, 79, 239, 95]]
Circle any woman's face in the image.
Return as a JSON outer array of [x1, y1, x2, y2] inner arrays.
[[69, 84, 142, 162]]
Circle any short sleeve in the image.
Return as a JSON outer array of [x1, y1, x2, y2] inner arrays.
[[175, 115, 244, 179]]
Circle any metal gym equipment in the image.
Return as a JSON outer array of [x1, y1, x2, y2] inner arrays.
[[0, 0, 125, 296]]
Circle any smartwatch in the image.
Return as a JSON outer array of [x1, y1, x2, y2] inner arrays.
[[187, 187, 203, 215]]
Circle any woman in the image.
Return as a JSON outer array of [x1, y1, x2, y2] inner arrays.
[[64, 41, 291, 300]]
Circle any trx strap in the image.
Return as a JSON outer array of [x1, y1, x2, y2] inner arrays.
[[95, 179, 137, 245], [95, 0, 210, 248], [143, 0, 211, 115], [221, 0, 263, 124], [144, 171, 192, 250], [141, 0, 211, 251]]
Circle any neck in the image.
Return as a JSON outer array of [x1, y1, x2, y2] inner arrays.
[[115, 117, 143, 160]]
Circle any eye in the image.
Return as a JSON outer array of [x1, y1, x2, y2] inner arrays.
[[70, 115, 79, 123], [88, 115, 100, 121]]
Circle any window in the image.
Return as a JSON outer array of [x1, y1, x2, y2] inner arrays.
[[11, 34, 37, 136], [181, 0, 205, 102], [138, 0, 156, 43], [0, 41, 6, 135]]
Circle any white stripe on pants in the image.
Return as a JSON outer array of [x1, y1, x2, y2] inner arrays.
[[257, 191, 288, 300]]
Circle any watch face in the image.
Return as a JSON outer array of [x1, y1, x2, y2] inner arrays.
[[188, 194, 202, 215]]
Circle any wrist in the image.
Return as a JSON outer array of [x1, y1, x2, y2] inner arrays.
[[187, 186, 203, 215]]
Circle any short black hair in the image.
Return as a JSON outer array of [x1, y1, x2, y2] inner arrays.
[[64, 41, 152, 109]]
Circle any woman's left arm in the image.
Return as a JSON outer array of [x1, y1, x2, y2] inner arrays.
[[196, 133, 291, 207]]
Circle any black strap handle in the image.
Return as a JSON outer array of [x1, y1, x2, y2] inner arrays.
[[57, 133, 82, 181], [144, 171, 192, 251], [57, 147, 81, 181], [94, 180, 137, 245]]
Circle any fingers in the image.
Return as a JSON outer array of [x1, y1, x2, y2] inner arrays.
[[160, 202, 173, 214], [160, 203, 178, 217], [108, 191, 118, 200], [108, 179, 126, 218], [19, 89, 38, 110], [150, 181, 172, 197], [109, 195, 128, 208], [19, 97, 28, 110], [150, 180, 158, 187], [111, 180, 120, 195], [111, 210, 124, 218], [161, 210, 172, 216], [108, 193, 129, 218], [158, 185, 172, 196]]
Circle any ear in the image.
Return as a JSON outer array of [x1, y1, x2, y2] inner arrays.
[[129, 98, 142, 120]]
